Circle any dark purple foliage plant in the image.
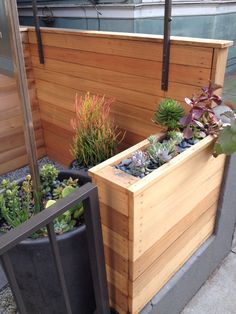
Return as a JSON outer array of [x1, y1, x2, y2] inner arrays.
[[180, 82, 222, 139]]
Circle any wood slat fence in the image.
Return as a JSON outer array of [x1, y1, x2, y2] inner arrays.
[[0, 29, 45, 175], [0, 27, 232, 174], [27, 27, 231, 166]]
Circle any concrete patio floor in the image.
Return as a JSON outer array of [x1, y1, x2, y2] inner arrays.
[[181, 229, 236, 314]]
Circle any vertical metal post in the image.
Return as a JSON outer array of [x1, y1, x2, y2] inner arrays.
[[84, 188, 110, 314], [32, 0, 44, 64], [46, 223, 73, 314], [1, 253, 28, 314], [161, 0, 172, 91], [6, 0, 42, 212]]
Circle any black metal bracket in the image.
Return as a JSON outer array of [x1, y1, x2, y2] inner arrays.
[[161, 0, 172, 91], [32, 0, 44, 64]]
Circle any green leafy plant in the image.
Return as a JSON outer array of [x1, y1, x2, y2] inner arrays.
[[0, 177, 32, 229], [167, 130, 184, 144], [40, 164, 59, 198], [44, 185, 84, 236], [214, 111, 236, 156], [71, 92, 124, 168], [154, 99, 184, 130], [179, 82, 236, 157], [147, 135, 177, 166], [116, 82, 236, 179], [0, 165, 83, 236]]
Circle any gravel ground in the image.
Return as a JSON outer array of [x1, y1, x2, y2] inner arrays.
[[0, 157, 64, 182], [0, 287, 17, 314], [0, 157, 64, 313]]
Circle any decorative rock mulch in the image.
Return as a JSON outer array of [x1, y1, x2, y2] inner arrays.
[[0, 287, 17, 314]]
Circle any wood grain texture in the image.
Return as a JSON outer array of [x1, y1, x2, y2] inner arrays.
[[0, 55, 45, 174], [27, 27, 233, 48], [25, 28, 230, 165], [90, 136, 226, 313], [130, 153, 225, 261], [130, 210, 216, 313], [16, 29, 230, 312], [211, 47, 229, 90], [0, 30, 45, 175], [131, 187, 220, 280]]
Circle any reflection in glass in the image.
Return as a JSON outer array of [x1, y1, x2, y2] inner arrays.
[[0, 0, 14, 76]]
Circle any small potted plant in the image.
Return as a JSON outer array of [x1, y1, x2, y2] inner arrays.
[[89, 82, 235, 313], [70, 92, 124, 180], [0, 165, 96, 314]]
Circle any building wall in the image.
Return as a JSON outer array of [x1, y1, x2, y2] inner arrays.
[[17, 1, 236, 73]]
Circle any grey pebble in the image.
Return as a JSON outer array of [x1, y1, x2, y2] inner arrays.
[[121, 158, 131, 166], [0, 156, 64, 182], [0, 287, 18, 314]]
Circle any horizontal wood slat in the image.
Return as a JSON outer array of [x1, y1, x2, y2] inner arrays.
[[90, 135, 226, 313], [104, 245, 128, 277], [131, 154, 225, 260], [26, 27, 233, 47], [131, 210, 216, 313], [100, 203, 129, 239], [102, 225, 129, 259], [0, 30, 45, 175], [0, 74, 45, 174], [24, 28, 229, 166], [28, 30, 217, 67], [132, 186, 220, 280], [30, 45, 211, 87]]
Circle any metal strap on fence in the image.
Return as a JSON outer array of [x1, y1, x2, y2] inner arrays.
[[0, 182, 110, 314]]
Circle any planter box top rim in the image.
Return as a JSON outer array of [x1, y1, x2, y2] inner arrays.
[[89, 135, 216, 194], [23, 27, 233, 48]]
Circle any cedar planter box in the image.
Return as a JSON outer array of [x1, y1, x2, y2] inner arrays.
[[89, 135, 226, 314]]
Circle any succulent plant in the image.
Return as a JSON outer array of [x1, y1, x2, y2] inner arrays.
[[147, 136, 177, 166], [214, 110, 236, 156], [154, 99, 184, 130], [40, 164, 59, 198], [0, 165, 83, 236], [128, 150, 149, 177], [167, 130, 184, 144]]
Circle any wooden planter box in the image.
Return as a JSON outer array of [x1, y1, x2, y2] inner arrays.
[[89, 135, 226, 314]]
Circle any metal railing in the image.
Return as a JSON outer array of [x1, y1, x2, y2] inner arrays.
[[0, 182, 110, 314]]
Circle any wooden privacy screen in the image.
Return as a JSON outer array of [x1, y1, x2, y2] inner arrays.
[[0, 30, 45, 175], [25, 27, 232, 166]]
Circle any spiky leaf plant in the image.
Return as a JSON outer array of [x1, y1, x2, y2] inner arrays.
[[154, 99, 184, 130], [71, 92, 124, 168]]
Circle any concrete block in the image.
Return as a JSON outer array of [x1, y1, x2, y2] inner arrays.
[[140, 301, 153, 314], [181, 253, 236, 314], [0, 263, 7, 291]]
